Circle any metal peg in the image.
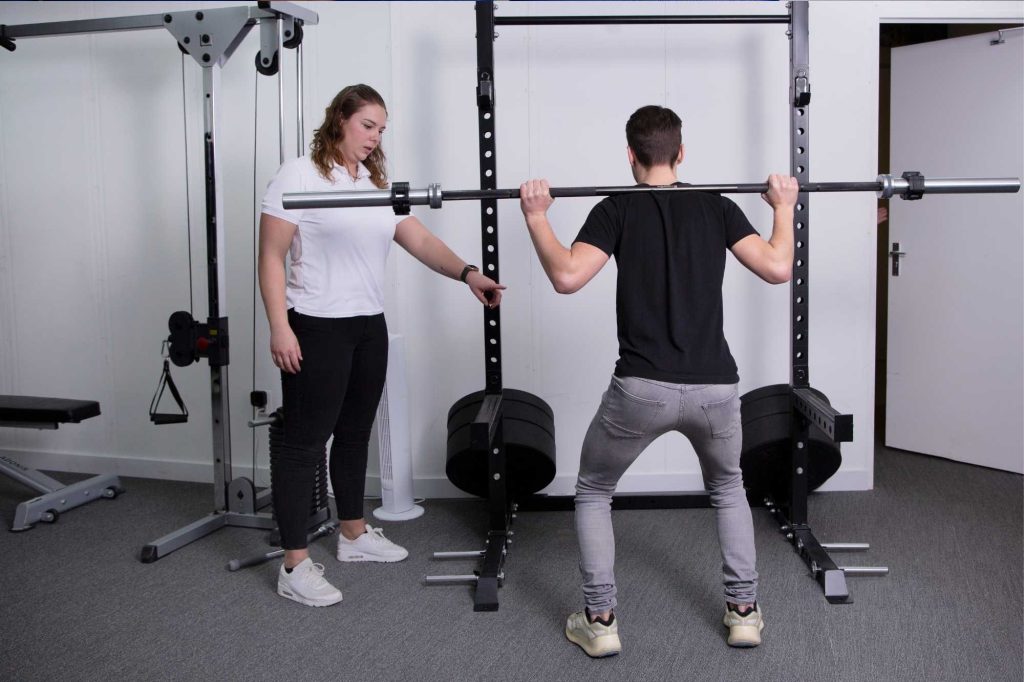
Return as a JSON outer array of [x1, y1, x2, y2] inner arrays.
[[432, 550, 485, 559], [424, 574, 479, 584], [839, 566, 889, 577]]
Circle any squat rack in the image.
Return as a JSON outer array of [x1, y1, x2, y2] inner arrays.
[[2, 2, 319, 561], [287, 0, 845, 610], [458, 0, 860, 609], [274, 2, 1018, 610]]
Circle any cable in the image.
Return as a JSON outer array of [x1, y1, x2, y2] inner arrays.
[[180, 53, 194, 317], [252, 67, 259, 486]]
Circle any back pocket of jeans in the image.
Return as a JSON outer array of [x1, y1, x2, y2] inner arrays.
[[701, 390, 739, 439], [600, 378, 666, 437]]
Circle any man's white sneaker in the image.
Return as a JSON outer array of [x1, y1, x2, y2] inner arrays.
[[336, 524, 409, 563], [277, 558, 343, 607], [723, 603, 765, 647], [565, 610, 621, 658]]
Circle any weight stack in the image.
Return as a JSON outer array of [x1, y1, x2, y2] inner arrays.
[[267, 408, 330, 518]]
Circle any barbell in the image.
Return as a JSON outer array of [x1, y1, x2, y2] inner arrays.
[[282, 171, 1021, 214]]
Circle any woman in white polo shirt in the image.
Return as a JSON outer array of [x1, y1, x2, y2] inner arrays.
[[259, 84, 504, 607]]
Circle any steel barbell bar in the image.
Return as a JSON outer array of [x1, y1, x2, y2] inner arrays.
[[281, 171, 1021, 213]]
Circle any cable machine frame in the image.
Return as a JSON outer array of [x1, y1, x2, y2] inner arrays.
[[1, 2, 319, 562]]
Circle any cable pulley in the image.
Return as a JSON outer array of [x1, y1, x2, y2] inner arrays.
[[164, 311, 230, 368], [282, 171, 1021, 213]]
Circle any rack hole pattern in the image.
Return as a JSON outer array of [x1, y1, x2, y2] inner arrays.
[[791, 80, 810, 386], [479, 77, 502, 392]]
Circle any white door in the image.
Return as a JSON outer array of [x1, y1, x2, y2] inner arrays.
[[886, 30, 1023, 473]]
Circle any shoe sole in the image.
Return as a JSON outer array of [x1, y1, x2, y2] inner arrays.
[[277, 585, 343, 607], [336, 551, 409, 563], [565, 627, 621, 658], [726, 622, 764, 647]]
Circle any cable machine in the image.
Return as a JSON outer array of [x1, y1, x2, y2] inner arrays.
[[1, 2, 320, 562]]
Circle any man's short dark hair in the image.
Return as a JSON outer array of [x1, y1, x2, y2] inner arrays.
[[625, 105, 682, 168]]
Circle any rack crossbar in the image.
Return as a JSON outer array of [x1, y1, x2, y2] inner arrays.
[[0, 3, 316, 45], [2, 15, 169, 39]]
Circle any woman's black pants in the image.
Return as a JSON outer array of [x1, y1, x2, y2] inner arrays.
[[272, 310, 388, 550]]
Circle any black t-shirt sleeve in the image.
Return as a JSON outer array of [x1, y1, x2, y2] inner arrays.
[[721, 196, 758, 247], [574, 198, 620, 256]]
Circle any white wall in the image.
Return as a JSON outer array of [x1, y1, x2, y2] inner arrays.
[[1, 1, 1020, 497]]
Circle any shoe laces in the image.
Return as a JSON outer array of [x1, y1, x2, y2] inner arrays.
[[365, 525, 391, 544], [301, 562, 330, 587]]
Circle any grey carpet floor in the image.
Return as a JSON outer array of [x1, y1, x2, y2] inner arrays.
[[0, 444, 1020, 682]]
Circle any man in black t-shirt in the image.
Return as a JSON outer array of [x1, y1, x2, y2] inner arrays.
[[519, 105, 797, 657]]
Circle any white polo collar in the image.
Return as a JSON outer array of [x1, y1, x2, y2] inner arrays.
[[333, 160, 371, 181]]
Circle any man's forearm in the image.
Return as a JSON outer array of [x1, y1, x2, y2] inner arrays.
[[525, 213, 572, 288], [768, 206, 795, 271]]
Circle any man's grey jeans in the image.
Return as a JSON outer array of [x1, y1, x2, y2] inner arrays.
[[575, 375, 758, 613]]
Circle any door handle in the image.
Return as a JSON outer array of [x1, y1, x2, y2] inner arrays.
[[889, 241, 906, 277]]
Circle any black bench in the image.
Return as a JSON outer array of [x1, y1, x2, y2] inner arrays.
[[0, 395, 123, 531]]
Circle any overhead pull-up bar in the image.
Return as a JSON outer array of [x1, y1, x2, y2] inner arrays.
[[493, 15, 790, 26], [282, 173, 1022, 213]]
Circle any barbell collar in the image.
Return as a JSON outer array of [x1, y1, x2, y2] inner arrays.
[[427, 183, 443, 209], [282, 174, 1021, 211], [877, 173, 896, 200], [391, 181, 411, 215]]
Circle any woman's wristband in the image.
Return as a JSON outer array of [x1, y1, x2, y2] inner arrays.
[[459, 264, 479, 282]]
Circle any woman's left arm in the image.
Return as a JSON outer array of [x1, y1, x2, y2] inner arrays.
[[394, 216, 506, 308]]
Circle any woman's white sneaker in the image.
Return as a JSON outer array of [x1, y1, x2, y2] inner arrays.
[[277, 558, 343, 607], [336, 524, 409, 563]]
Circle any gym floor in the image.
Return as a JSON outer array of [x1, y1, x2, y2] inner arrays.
[[0, 443, 1020, 682]]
